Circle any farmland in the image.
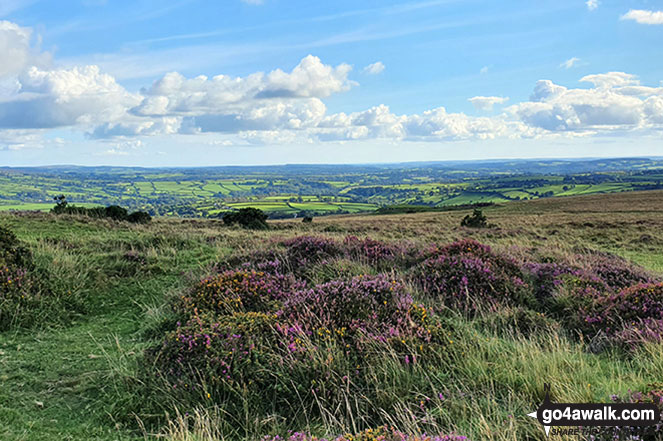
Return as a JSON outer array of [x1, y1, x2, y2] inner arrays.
[[2, 157, 663, 218]]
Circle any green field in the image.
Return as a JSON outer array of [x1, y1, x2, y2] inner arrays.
[[2, 159, 663, 218]]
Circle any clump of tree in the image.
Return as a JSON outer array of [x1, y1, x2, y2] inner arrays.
[[223, 208, 269, 230], [461, 209, 489, 228], [51, 195, 151, 224]]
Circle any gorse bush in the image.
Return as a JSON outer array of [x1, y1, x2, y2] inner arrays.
[[223, 207, 269, 230], [460, 209, 488, 228]]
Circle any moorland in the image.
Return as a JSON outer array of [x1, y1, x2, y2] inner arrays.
[[1, 190, 663, 440]]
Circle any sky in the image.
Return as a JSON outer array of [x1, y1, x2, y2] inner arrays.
[[0, 0, 662, 166]]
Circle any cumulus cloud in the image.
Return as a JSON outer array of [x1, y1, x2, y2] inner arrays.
[[0, 18, 662, 149], [560, 57, 580, 69], [586, 0, 599, 11], [621, 9, 663, 25], [132, 55, 354, 117], [0, 65, 140, 129], [0, 21, 50, 78], [468, 96, 509, 111], [508, 72, 663, 132], [363, 61, 385, 75], [580, 72, 638, 88]]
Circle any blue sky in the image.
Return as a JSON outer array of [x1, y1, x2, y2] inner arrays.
[[0, 0, 662, 166]]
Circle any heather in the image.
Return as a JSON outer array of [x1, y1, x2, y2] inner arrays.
[[147, 231, 663, 439], [3, 193, 663, 441]]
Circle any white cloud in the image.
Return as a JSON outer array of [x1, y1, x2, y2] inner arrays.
[[560, 57, 580, 69], [0, 65, 140, 129], [586, 0, 599, 11], [508, 73, 663, 132], [621, 9, 663, 25], [363, 61, 385, 75], [0, 19, 662, 148], [480, 66, 489, 74], [132, 55, 354, 117], [468, 96, 509, 111], [580, 72, 638, 88], [0, 21, 51, 78]]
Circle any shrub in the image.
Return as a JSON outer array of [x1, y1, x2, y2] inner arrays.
[[414, 239, 529, 313], [603, 386, 663, 440], [460, 209, 488, 228], [223, 208, 269, 230], [282, 235, 342, 268], [302, 216, 313, 223], [127, 211, 152, 224], [343, 236, 402, 266], [151, 310, 282, 395], [581, 252, 655, 290], [178, 269, 303, 315], [583, 283, 663, 337], [104, 205, 129, 221], [0, 225, 33, 270], [51, 200, 150, 223], [280, 275, 427, 346]]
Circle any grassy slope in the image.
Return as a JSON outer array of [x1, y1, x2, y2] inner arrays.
[[1, 191, 663, 440]]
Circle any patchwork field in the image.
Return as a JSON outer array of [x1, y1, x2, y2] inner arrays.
[[3, 158, 663, 218], [1, 190, 663, 440]]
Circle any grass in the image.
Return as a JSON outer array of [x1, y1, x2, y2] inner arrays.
[[1, 191, 663, 440]]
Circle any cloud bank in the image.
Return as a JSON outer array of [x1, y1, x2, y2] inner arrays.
[[1, 20, 662, 150]]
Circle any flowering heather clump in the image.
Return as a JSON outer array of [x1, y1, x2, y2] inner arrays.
[[179, 269, 303, 315], [261, 426, 469, 441], [583, 283, 663, 338], [523, 262, 584, 303], [152, 311, 280, 391], [342, 236, 402, 266], [283, 236, 343, 268], [580, 252, 656, 290], [147, 312, 276, 394], [280, 275, 430, 346], [414, 239, 529, 313]]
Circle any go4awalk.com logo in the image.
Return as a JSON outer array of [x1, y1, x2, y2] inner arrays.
[[527, 384, 661, 437]]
